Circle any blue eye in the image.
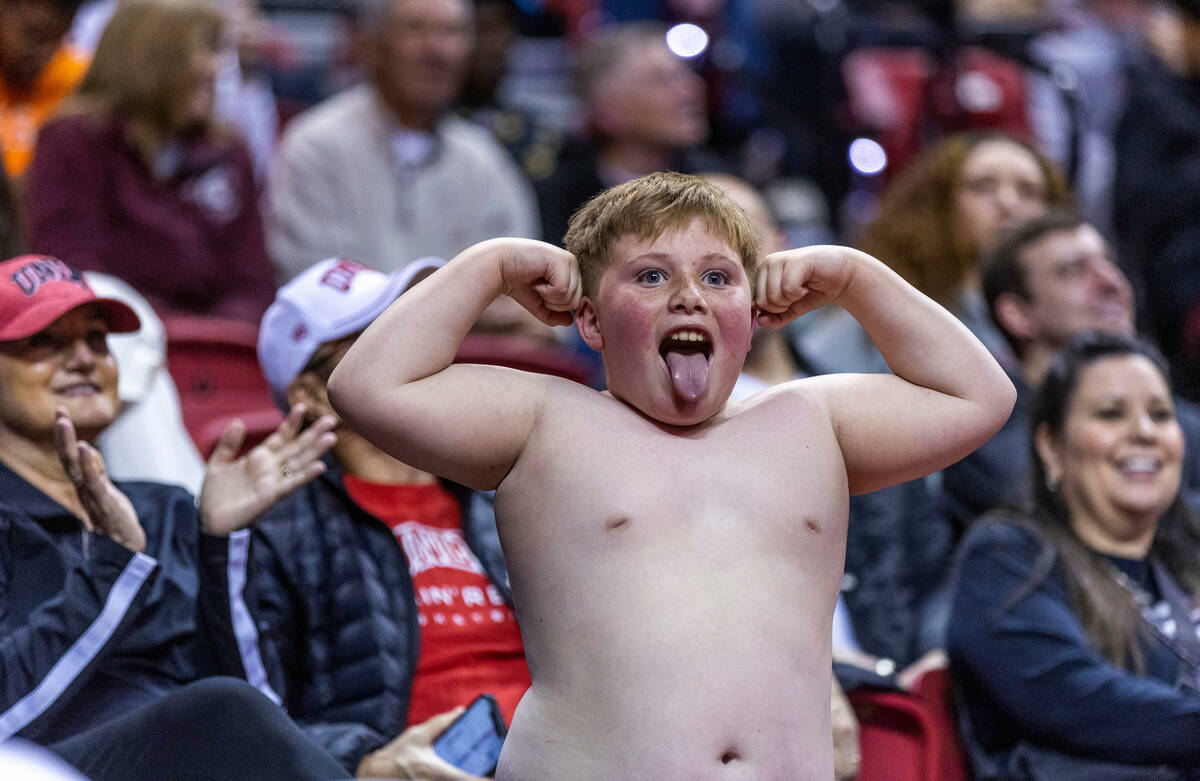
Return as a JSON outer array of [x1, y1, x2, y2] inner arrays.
[[703, 271, 729, 286], [638, 269, 665, 284]]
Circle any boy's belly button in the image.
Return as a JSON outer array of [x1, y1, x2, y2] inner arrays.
[[604, 514, 631, 531]]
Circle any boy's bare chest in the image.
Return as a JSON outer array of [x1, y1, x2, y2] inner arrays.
[[508, 403, 847, 543]]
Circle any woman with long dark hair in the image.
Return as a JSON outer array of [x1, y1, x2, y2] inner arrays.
[[949, 331, 1200, 779]]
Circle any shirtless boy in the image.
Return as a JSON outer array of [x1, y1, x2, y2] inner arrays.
[[328, 173, 1015, 780]]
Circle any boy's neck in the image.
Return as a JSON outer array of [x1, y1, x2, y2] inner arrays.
[[602, 389, 732, 436]]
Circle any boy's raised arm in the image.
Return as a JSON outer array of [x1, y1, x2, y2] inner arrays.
[[758, 246, 1016, 495], [327, 238, 580, 490]]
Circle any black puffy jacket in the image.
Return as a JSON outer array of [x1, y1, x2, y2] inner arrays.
[[205, 456, 511, 772]]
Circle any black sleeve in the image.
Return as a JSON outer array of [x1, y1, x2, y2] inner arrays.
[[0, 518, 159, 741], [948, 523, 1200, 766], [196, 530, 287, 703], [196, 516, 387, 773]]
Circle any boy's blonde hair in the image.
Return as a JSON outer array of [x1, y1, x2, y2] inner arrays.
[[564, 172, 761, 299]]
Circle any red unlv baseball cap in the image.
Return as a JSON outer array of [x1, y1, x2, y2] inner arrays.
[[0, 255, 141, 341]]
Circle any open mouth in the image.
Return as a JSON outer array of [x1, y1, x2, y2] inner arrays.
[[659, 328, 713, 402], [659, 328, 713, 360]]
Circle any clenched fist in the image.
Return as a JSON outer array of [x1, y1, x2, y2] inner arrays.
[[755, 246, 862, 329], [495, 239, 582, 328]]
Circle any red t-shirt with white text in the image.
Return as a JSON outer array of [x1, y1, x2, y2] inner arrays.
[[343, 476, 529, 726]]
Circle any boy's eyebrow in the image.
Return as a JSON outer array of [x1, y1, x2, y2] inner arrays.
[[626, 250, 742, 265]]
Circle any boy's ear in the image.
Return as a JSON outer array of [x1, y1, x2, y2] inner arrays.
[[576, 296, 605, 351]]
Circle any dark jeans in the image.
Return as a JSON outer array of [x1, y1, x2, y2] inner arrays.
[[48, 677, 348, 781]]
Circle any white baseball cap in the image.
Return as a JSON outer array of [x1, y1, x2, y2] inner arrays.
[[258, 256, 445, 408]]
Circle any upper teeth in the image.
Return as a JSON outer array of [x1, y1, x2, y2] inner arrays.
[[670, 330, 707, 343], [1120, 457, 1158, 472]]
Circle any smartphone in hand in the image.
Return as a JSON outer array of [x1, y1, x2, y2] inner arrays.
[[432, 693, 507, 777]]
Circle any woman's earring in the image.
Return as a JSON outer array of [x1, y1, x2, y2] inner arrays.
[[1045, 473, 1060, 493]]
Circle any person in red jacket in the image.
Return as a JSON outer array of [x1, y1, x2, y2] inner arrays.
[[24, 0, 274, 322]]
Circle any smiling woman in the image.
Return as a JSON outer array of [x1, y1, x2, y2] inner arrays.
[[0, 257, 136, 454], [0, 255, 347, 781], [948, 331, 1200, 780]]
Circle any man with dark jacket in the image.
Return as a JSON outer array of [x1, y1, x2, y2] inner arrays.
[[228, 256, 529, 779]]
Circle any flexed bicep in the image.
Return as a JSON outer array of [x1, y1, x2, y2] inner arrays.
[[341, 363, 551, 491], [812, 373, 1005, 495]]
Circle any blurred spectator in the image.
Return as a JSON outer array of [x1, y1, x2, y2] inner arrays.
[[1021, 0, 1145, 237], [24, 0, 275, 322], [949, 331, 1200, 778], [944, 210, 1200, 529], [237, 257, 528, 778], [833, 0, 1138, 235], [212, 0, 280, 181], [69, 0, 279, 180], [534, 21, 723, 245], [456, 0, 563, 183], [797, 130, 1069, 375], [1114, 0, 1200, 401], [267, 0, 539, 282], [0, 0, 86, 179], [0, 254, 344, 781]]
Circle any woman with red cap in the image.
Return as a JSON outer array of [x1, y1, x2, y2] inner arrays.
[[0, 255, 346, 780]]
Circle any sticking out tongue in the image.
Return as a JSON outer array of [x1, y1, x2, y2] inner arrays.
[[664, 350, 711, 402]]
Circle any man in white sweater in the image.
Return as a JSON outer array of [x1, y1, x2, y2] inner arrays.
[[267, 0, 540, 284]]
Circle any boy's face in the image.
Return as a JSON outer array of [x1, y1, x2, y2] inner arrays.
[[576, 218, 755, 427]]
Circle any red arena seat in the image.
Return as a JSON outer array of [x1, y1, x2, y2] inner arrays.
[[163, 315, 282, 457], [849, 665, 967, 781]]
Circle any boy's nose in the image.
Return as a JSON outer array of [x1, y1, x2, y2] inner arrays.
[[670, 277, 707, 312]]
